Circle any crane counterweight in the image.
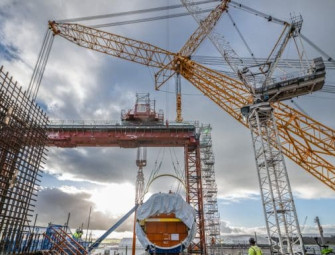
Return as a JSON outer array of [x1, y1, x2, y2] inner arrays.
[[255, 57, 326, 102]]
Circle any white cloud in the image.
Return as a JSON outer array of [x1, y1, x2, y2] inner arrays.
[[294, 185, 335, 200], [89, 183, 136, 216], [218, 189, 259, 203], [220, 220, 267, 235], [88, 229, 133, 239], [302, 225, 335, 236]]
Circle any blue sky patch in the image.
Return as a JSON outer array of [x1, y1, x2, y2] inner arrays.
[[0, 38, 20, 61]]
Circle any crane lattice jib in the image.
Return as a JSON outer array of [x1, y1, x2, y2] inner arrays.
[[179, 0, 229, 57], [49, 22, 335, 191], [49, 21, 176, 69], [155, 0, 229, 89]]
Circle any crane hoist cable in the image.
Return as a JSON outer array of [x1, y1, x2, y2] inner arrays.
[[58, 0, 217, 23], [168, 148, 184, 181], [146, 147, 166, 183]]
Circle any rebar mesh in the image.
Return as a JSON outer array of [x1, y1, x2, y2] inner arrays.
[[0, 66, 48, 253]]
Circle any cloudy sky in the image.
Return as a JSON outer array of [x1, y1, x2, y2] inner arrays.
[[0, 0, 334, 240]]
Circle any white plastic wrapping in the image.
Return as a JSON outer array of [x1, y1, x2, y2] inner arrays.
[[136, 192, 196, 250]]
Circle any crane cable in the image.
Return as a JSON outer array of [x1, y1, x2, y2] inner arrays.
[[91, 8, 215, 29], [321, 84, 335, 94], [226, 11, 258, 65], [169, 148, 184, 194], [145, 148, 165, 194], [192, 56, 335, 69], [229, 1, 287, 25], [300, 34, 335, 63], [290, 99, 309, 117], [27, 28, 54, 100], [57, 0, 217, 23]]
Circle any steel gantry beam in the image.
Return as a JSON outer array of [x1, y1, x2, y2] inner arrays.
[[46, 121, 197, 148]]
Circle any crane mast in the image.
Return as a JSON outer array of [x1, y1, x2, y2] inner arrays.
[[247, 102, 304, 254], [243, 16, 305, 255]]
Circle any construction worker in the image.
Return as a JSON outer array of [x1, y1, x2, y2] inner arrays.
[[248, 238, 263, 255], [73, 228, 83, 240]]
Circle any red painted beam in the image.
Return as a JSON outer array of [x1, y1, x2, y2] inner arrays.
[[46, 124, 197, 148]]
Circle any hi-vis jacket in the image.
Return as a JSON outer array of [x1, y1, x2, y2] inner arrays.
[[248, 245, 263, 255]]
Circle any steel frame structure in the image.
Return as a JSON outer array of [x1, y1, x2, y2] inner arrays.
[[0, 66, 48, 253], [248, 102, 304, 254]]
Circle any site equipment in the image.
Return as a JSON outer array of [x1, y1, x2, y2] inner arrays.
[[47, 5, 334, 255]]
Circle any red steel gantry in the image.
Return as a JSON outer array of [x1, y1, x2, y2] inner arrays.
[[46, 95, 207, 254]]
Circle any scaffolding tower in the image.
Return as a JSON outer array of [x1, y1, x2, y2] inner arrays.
[[199, 124, 221, 247], [0, 66, 48, 253]]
